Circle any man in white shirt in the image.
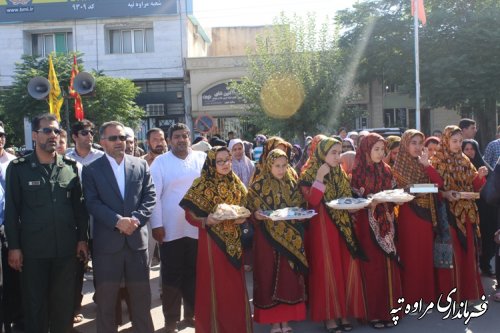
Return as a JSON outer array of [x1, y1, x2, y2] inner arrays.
[[150, 123, 206, 333], [0, 123, 16, 189], [0, 122, 18, 329]]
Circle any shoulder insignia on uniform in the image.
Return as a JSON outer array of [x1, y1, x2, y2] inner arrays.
[[12, 157, 26, 164]]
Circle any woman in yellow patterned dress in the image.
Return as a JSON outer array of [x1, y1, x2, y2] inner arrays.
[[247, 149, 307, 333], [180, 146, 252, 333]]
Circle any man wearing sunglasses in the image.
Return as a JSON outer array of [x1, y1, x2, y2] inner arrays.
[[82, 121, 156, 333], [67, 120, 104, 166], [66, 120, 104, 325], [4, 113, 89, 333]]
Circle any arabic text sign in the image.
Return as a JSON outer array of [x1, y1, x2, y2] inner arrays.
[[0, 0, 177, 23], [201, 82, 244, 107]]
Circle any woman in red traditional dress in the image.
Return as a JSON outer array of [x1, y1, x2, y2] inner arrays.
[[180, 146, 253, 333], [350, 133, 402, 329], [299, 137, 366, 333], [430, 125, 488, 302], [247, 149, 308, 333], [392, 129, 443, 305]]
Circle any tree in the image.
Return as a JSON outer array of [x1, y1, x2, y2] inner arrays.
[[231, 14, 348, 142], [336, 0, 500, 143], [0, 53, 144, 146]]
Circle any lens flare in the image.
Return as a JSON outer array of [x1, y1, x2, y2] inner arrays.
[[260, 73, 305, 119]]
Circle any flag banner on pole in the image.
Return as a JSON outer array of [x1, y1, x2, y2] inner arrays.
[[69, 54, 84, 121], [411, 0, 427, 25], [48, 55, 63, 121]]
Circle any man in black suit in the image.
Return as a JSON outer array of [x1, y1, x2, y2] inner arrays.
[[82, 121, 156, 333]]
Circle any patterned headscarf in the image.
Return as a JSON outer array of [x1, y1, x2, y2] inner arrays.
[[351, 133, 397, 255], [431, 126, 479, 244], [251, 136, 297, 184], [299, 138, 364, 259], [300, 134, 327, 174], [180, 146, 248, 268], [385, 135, 401, 167], [393, 130, 438, 227], [247, 149, 308, 273]]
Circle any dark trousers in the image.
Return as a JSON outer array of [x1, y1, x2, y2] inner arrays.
[[160, 237, 197, 328], [1, 243, 23, 332], [73, 259, 85, 315], [22, 256, 76, 333], [93, 246, 153, 333]]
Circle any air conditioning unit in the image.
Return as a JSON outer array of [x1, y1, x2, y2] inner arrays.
[[146, 104, 165, 117]]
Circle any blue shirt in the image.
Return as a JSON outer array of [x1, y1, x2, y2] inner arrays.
[[483, 139, 500, 169]]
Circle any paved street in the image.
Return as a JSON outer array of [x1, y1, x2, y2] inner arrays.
[[73, 263, 500, 333]]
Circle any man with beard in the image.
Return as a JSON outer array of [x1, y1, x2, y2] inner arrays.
[[4, 114, 89, 333], [150, 123, 206, 333], [141, 128, 167, 166], [141, 128, 167, 268]]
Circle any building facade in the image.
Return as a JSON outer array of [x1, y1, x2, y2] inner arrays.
[[0, 0, 210, 139]]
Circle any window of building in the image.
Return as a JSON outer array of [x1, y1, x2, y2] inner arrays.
[[384, 83, 399, 93], [146, 104, 165, 117], [109, 28, 154, 54], [167, 103, 184, 115], [147, 81, 166, 92], [32, 32, 73, 57], [384, 108, 408, 127]]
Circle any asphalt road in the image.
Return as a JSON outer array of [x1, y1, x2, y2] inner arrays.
[[72, 264, 500, 333]]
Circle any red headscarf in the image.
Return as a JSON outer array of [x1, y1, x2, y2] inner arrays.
[[351, 133, 393, 196], [351, 133, 397, 253]]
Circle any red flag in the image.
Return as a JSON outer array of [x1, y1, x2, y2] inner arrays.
[[411, 0, 426, 25], [69, 54, 84, 121]]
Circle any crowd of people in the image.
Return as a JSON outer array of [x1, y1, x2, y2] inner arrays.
[[0, 114, 499, 333]]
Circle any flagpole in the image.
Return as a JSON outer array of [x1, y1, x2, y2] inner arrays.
[[414, 0, 421, 130]]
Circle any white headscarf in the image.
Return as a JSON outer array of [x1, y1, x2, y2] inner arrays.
[[228, 138, 244, 151]]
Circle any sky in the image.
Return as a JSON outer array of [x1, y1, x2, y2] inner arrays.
[[194, 0, 358, 29]]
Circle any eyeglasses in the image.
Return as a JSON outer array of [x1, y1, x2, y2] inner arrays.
[[37, 128, 61, 135], [102, 135, 127, 142], [216, 159, 231, 166], [79, 129, 94, 136], [0, 133, 5, 138]]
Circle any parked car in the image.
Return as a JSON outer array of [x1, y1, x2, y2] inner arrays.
[[355, 127, 406, 138]]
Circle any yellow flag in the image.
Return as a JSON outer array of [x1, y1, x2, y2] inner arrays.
[[48, 55, 63, 121]]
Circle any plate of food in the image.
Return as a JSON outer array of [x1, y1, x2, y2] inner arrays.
[[261, 207, 317, 221], [326, 197, 372, 210], [370, 189, 415, 204], [409, 183, 439, 194], [212, 204, 251, 220]]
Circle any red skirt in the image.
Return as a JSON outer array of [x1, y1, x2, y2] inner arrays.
[[397, 204, 436, 304], [252, 223, 306, 324], [194, 229, 253, 333], [355, 211, 402, 321], [435, 222, 484, 302], [305, 204, 366, 321]]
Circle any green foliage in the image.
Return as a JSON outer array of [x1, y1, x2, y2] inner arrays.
[[231, 13, 348, 141], [83, 73, 144, 130], [336, 0, 500, 142], [0, 53, 144, 146]]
